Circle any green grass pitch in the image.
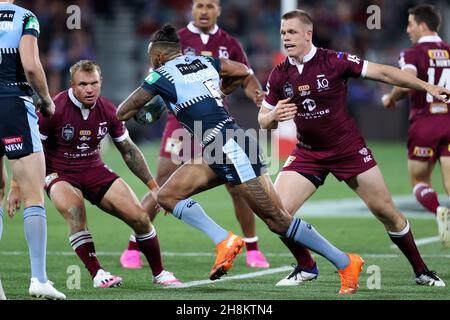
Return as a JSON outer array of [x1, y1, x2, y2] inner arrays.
[[1, 140, 449, 300]]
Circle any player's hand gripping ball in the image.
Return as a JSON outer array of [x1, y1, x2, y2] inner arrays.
[[134, 95, 166, 125]]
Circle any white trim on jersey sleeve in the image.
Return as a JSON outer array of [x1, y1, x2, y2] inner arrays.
[[262, 100, 276, 110], [360, 60, 369, 78], [112, 129, 129, 142], [40, 133, 48, 141], [401, 64, 418, 72]]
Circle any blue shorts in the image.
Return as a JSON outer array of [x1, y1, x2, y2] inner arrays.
[[205, 133, 267, 185], [0, 96, 42, 159]]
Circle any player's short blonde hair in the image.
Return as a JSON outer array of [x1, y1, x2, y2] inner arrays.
[[69, 60, 101, 80], [282, 9, 314, 28]]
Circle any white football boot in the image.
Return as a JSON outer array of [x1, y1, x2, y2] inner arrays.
[[29, 278, 66, 300]]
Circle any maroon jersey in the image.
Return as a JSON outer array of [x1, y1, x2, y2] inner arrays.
[[178, 22, 249, 66], [263, 46, 368, 149], [399, 35, 450, 122], [39, 89, 127, 172]]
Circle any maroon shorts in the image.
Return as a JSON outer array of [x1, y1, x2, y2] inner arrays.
[[159, 115, 202, 162], [282, 137, 377, 187], [408, 116, 450, 162], [45, 164, 119, 205]]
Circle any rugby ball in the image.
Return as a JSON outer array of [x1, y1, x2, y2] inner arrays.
[[134, 95, 166, 125]]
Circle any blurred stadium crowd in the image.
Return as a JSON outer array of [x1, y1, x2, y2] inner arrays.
[[16, 0, 450, 140]]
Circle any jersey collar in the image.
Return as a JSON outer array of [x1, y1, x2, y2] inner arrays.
[[68, 88, 96, 110], [418, 35, 442, 43], [187, 21, 219, 35], [288, 45, 317, 66]]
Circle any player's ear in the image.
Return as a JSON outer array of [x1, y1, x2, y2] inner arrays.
[[217, 4, 221, 17]]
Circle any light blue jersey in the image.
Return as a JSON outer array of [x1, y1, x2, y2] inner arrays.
[[0, 2, 40, 97], [141, 55, 235, 147]]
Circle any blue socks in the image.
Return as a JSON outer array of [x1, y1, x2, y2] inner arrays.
[[173, 199, 229, 245], [0, 207, 3, 241], [286, 217, 350, 269], [23, 206, 48, 283]]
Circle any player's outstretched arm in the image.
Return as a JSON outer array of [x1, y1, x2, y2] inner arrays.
[[366, 62, 450, 102], [381, 68, 416, 108], [117, 87, 154, 121], [19, 35, 54, 117], [219, 58, 255, 96]]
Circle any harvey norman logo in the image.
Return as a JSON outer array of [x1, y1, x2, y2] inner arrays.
[[2, 136, 23, 152]]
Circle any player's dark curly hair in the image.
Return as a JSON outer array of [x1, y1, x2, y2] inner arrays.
[[151, 24, 180, 44]]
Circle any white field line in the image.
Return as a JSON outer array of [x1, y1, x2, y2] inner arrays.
[[165, 266, 293, 289], [390, 236, 440, 249]]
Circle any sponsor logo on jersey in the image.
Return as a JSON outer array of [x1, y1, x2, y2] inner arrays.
[[413, 146, 433, 158], [176, 59, 208, 75], [430, 103, 448, 114], [145, 72, 161, 85], [200, 51, 213, 57], [62, 124, 74, 141], [283, 82, 294, 98], [2, 136, 23, 152], [25, 15, 39, 33], [298, 85, 310, 91], [183, 47, 196, 56], [302, 99, 317, 112], [79, 136, 91, 142], [97, 126, 108, 139], [79, 130, 91, 136], [316, 74, 330, 92], [0, 11, 14, 21], [428, 50, 449, 60], [299, 85, 311, 97], [0, 10, 14, 30], [218, 46, 229, 59], [77, 143, 90, 151]]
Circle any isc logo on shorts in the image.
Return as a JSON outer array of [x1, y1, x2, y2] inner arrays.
[[413, 146, 433, 158]]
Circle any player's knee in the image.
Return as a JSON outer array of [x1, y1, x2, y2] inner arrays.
[[129, 213, 151, 234], [368, 196, 397, 219]]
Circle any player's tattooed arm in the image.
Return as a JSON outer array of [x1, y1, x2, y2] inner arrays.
[[219, 58, 255, 95], [117, 87, 153, 121], [114, 137, 154, 186]]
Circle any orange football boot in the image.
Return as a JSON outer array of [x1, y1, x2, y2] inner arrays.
[[338, 253, 365, 294], [209, 232, 245, 280]]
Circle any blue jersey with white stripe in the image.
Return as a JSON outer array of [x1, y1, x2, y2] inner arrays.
[[141, 55, 235, 146], [0, 2, 40, 97]]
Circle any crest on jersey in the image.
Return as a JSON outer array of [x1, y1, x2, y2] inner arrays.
[[283, 82, 294, 98], [62, 124, 74, 141], [183, 47, 196, 56]]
